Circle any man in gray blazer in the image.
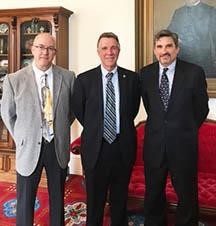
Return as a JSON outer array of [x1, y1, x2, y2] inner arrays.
[[1, 33, 75, 226]]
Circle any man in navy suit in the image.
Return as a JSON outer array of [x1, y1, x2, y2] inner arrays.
[[140, 30, 209, 226], [72, 32, 140, 226]]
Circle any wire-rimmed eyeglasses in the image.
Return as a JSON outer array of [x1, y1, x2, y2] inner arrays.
[[33, 45, 56, 53]]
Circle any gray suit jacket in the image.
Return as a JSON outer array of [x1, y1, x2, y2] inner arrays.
[[1, 64, 75, 176]]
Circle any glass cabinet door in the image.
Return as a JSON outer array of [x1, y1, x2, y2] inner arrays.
[[0, 23, 9, 99], [20, 20, 51, 68], [0, 23, 9, 142]]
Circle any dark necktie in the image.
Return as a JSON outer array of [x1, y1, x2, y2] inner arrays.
[[41, 74, 53, 141], [159, 68, 169, 111], [103, 72, 117, 144]]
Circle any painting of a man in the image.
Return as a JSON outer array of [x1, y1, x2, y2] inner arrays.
[[168, 0, 216, 78]]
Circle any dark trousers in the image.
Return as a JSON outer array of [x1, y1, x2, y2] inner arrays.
[[16, 139, 67, 226], [85, 137, 132, 226], [144, 154, 198, 226]]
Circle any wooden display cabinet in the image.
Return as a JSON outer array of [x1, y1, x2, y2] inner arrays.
[[0, 7, 73, 185]]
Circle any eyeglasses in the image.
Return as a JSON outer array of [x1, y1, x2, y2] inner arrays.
[[33, 45, 56, 53]]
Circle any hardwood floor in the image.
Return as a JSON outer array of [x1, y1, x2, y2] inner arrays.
[[0, 170, 48, 187]]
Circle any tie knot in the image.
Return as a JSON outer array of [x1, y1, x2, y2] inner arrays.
[[41, 74, 48, 87], [106, 72, 114, 80], [162, 68, 168, 75], [41, 73, 48, 79]]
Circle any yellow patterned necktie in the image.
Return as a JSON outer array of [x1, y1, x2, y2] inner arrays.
[[41, 74, 53, 141]]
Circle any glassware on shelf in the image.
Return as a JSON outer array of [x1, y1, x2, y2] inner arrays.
[[39, 26, 45, 33], [0, 23, 8, 34], [0, 38, 3, 54]]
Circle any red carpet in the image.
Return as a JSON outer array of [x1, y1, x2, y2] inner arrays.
[[0, 175, 110, 226], [0, 180, 49, 226], [1, 175, 215, 225]]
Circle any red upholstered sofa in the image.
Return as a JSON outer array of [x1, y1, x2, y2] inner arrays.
[[127, 120, 216, 215], [70, 120, 216, 215]]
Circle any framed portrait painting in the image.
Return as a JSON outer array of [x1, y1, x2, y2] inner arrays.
[[135, 0, 216, 97]]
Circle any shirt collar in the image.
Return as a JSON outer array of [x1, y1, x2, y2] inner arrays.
[[32, 61, 53, 78], [100, 65, 118, 78], [159, 60, 176, 75]]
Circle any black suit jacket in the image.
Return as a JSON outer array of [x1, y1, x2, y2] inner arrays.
[[72, 66, 140, 171], [140, 59, 209, 172]]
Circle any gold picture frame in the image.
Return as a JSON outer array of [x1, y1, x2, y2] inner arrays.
[[135, 0, 216, 97]]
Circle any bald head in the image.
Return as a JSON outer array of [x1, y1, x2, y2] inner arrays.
[[31, 33, 56, 71], [33, 33, 56, 47]]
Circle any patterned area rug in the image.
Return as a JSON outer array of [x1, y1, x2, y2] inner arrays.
[[0, 175, 111, 226], [0, 181, 49, 225], [1, 175, 214, 226]]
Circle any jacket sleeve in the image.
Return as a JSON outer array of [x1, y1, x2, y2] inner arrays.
[[1, 75, 16, 138], [71, 76, 85, 126], [69, 70, 76, 124], [133, 72, 141, 118], [193, 68, 209, 127]]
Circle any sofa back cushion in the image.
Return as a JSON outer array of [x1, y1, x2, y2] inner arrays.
[[198, 121, 216, 174], [135, 122, 145, 166], [135, 121, 216, 174]]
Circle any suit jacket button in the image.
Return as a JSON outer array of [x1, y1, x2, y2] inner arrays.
[[38, 142, 41, 145]]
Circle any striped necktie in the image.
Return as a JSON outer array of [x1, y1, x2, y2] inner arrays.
[[103, 72, 117, 144], [159, 68, 169, 111], [41, 74, 54, 142]]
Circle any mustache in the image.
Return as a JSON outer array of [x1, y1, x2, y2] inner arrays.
[[160, 53, 170, 57]]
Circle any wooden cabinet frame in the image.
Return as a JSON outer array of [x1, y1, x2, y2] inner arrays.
[[0, 7, 73, 182]]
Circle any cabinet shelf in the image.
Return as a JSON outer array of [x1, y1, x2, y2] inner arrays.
[[0, 54, 8, 57], [22, 54, 33, 57], [23, 33, 39, 36]]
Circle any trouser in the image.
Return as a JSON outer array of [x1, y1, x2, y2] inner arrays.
[[16, 139, 67, 226], [85, 137, 132, 226]]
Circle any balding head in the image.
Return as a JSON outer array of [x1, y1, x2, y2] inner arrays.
[[31, 33, 56, 71]]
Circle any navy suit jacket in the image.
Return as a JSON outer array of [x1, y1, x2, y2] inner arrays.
[[72, 65, 140, 171], [140, 59, 209, 172]]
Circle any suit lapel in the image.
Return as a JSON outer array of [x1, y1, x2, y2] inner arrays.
[[93, 66, 104, 138], [117, 67, 127, 118], [26, 65, 42, 111], [96, 66, 104, 119], [52, 65, 62, 119], [168, 60, 185, 110], [151, 63, 165, 112]]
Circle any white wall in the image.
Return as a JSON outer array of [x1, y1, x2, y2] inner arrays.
[[1, 0, 135, 73]]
